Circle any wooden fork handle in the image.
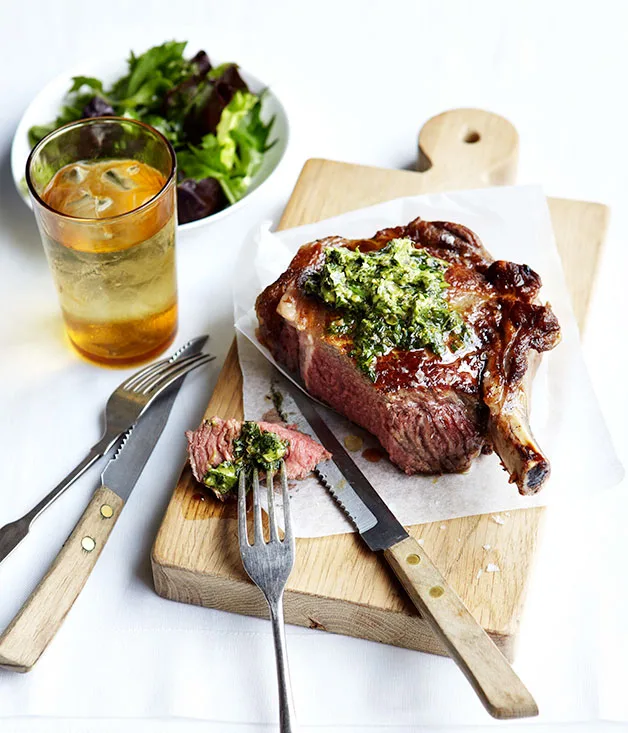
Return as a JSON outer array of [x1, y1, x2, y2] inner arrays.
[[383, 536, 538, 720], [0, 486, 124, 672]]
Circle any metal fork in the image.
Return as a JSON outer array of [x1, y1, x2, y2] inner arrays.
[[238, 462, 297, 733], [0, 339, 214, 564]]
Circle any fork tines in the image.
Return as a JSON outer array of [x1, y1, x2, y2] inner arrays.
[[124, 353, 214, 395], [238, 462, 294, 549]]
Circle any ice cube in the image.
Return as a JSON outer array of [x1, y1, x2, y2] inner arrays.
[[66, 193, 93, 212], [62, 165, 88, 184], [64, 192, 112, 218], [103, 169, 135, 190], [96, 197, 113, 214]]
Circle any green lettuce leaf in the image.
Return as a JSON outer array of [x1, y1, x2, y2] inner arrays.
[[28, 124, 57, 147], [117, 75, 173, 109], [28, 102, 85, 146], [112, 40, 189, 99], [178, 90, 274, 204], [177, 134, 225, 179], [68, 76, 105, 95], [215, 90, 258, 169]]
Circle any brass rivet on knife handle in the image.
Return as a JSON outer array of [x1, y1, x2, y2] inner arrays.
[[417, 109, 519, 189], [81, 536, 96, 552], [384, 535, 538, 720], [0, 486, 124, 673]]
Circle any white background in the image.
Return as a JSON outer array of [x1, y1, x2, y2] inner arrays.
[[0, 1, 627, 732]]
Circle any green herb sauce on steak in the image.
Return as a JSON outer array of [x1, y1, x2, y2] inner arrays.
[[304, 238, 469, 380]]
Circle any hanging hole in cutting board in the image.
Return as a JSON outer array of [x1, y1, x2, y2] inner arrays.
[[463, 129, 481, 144]]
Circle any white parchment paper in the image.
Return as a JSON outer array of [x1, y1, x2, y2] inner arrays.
[[234, 186, 623, 537]]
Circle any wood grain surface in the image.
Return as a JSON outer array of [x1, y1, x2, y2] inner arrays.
[[0, 486, 124, 672], [152, 109, 608, 661], [383, 535, 538, 718]]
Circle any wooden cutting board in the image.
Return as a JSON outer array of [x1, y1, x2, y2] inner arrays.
[[152, 109, 608, 661]]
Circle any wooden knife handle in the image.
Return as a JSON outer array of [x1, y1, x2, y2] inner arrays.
[[383, 536, 538, 720], [0, 486, 124, 672]]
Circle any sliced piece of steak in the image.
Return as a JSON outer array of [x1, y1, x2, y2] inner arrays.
[[186, 417, 331, 493], [255, 217, 560, 495]]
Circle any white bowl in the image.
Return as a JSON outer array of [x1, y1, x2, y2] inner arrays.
[[11, 57, 289, 232]]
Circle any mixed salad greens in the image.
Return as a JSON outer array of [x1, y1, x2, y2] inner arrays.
[[305, 238, 469, 381], [29, 41, 276, 223], [203, 421, 288, 495]]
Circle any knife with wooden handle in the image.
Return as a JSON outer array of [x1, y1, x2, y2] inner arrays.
[[0, 336, 210, 672], [278, 374, 538, 720]]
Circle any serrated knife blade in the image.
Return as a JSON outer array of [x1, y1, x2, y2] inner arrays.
[[276, 375, 407, 551]]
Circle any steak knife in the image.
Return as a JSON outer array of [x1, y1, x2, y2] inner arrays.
[[0, 336, 210, 673], [278, 377, 538, 720]]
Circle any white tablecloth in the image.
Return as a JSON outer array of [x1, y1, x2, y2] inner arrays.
[[1, 1, 627, 731]]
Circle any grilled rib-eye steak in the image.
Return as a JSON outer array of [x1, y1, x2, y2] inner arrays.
[[255, 217, 561, 494]]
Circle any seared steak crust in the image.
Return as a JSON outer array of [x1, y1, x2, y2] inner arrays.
[[255, 218, 560, 494]]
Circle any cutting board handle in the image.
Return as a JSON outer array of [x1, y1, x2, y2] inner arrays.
[[418, 109, 519, 189]]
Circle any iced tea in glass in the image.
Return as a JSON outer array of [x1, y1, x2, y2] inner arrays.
[[26, 117, 178, 366]]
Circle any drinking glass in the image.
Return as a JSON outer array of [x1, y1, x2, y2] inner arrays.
[[26, 117, 178, 366]]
